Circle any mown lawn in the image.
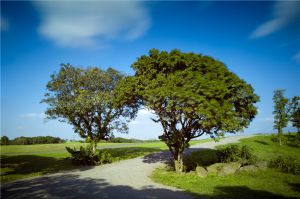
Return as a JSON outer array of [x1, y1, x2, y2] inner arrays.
[[0, 138, 210, 183], [151, 134, 300, 199]]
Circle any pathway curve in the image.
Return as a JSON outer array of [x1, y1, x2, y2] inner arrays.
[[1, 135, 253, 199]]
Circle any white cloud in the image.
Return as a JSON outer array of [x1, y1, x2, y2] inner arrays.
[[250, 1, 300, 38], [293, 51, 300, 64], [34, 1, 150, 48], [0, 16, 9, 31], [19, 113, 45, 119]]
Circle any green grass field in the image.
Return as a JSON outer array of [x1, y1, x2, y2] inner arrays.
[[151, 134, 300, 199], [0, 139, 209, 183]]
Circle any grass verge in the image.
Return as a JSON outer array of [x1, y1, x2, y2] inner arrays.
[[151, 134, 300, 199]]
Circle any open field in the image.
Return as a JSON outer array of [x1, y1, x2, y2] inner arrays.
[[0, 139, 210, 182], [151, 135, 300, 199]]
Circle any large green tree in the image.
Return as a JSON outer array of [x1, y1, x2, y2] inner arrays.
[[289, 96, 300, 133], [273, 89, 289, 145], [42, 64, 138, 152], [126, 49, 259, 172]]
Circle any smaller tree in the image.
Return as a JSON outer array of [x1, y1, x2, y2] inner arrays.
[[273, 89, 289, 145], [42, 64, 139, 153], [289, 96, 300, 133], [1, 136, 10, 145]]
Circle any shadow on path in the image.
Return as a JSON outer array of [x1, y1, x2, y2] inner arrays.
[[1, 174, 192, 199], [142, 147, 209, 165], [142, 150, 172, 164], [2, 174, 297, 199]]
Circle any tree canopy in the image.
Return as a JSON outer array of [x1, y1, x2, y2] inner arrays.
[[126, 49, 259, 171], [1, 136, 9, 145], [289, 96, 300, 133], [42, 64, 138, 151]]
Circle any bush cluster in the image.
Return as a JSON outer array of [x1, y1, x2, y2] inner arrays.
[[271, 133, 300, 146], [187, 149, 219, 170], [66, 146, 115, 165], [186, 145, 257, 171], [269, 156, 300, 175], [217, 145, 257, 166]]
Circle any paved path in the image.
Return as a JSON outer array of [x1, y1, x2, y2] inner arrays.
[[1, 135, 253, 199]]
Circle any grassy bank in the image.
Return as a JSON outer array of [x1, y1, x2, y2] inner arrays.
[[0, 138, 210, 183], [151, 134, 300, 199]]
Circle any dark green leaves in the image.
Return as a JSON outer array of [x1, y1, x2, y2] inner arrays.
[[127, 49, 259, 154]]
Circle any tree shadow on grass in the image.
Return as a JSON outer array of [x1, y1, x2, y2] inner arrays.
[[288, 183, 300, 193], [254, 140, 269, 145], [210, 186, 298, 199], [1, 174, 298, 199], [1, 155, 92, 179]]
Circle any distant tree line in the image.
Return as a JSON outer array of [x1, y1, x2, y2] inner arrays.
[[108, 137, 143, 143], [85, 136, 144, 143], [0, 136, 65, 145]]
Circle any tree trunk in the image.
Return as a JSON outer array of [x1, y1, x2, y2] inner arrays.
[[91, 141, 97, 154], [278, 128, 282, 146], [174, 152, 184, 172]]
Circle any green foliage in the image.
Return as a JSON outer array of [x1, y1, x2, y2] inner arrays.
[[217, 145, 240, 163], [10, 136, 65, 145], [273, 90, 289, 140], [1, 136, 10, 145], [289, 96, 300, 133], [65, 145, 113, 165], [42, 64, 139, 147], [187, 149, 219, 170], [125, 49, 259, 171], [108, 137, 143, 143], [186, 145, 256, 171], [217, 145, 257, 166], [269, 156, 300, 175], [271, 134, 288, 145], [239, 145, 257, 166]]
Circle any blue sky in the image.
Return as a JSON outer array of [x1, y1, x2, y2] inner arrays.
[[1, 1, 300, 140]]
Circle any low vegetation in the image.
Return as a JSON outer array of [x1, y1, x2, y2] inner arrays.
[[0, 138, 210, 182], [151, 134, 300, 198]]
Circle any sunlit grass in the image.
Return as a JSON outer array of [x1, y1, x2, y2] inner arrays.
[[0, 138, 211, 183], [151, 134, 300, 199]]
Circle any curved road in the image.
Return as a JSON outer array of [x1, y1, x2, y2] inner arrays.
[[1, 135, 253, 199]]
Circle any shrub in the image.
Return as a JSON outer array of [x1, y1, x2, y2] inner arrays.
[[187, 149, 219, 170], [98, 151, 114, 164], [217, 145, 240, 163], [239, 145, 257, 166], [269, 156, 300, 175], [217, 145, 257, 166], [271, 135, 288, 145], [66, 145, 114, 166]]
